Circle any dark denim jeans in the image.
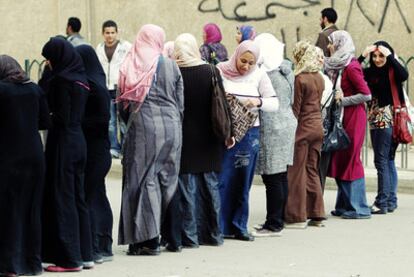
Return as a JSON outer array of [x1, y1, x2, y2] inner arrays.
[[371, 128, 398, 210], [178, 172, 222, 246], [333, 178, 371, 218], [109, 98, 121, 153], [219, 127, 260, 236]]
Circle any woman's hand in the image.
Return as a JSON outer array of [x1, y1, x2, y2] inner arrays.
[[334, 89, 344, 103], [242, 98, 261, 108], [362, 45, 376, 58], [225, 137, 236, 149], [378, 45, 392, 57]]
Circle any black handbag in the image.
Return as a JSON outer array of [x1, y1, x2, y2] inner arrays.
[[322, 101, 351, 152]]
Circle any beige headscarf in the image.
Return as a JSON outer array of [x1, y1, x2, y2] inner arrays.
[[174, 33, 205, 67], [293, 41, 323, 76]]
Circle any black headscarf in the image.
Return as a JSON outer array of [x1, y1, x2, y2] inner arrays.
[[0, 55, 30, 84], [364, 41, 395, 107], [75, 45, 107, 90], [41, 37, 88, 84]]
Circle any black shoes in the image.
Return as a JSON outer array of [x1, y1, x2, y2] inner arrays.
[[234, 232, 255, 241], [165, 244, 182, 253], [127, 244, 161, 256], [371, 205, 387, 215]]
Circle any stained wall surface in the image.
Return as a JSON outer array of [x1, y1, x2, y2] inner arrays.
[[1, 0, 413, 92]]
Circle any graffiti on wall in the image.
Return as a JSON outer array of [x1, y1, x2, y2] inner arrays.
[[341, 0, 411, 33], [198, 0, 412, 33]]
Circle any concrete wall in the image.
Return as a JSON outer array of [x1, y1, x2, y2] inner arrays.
[[1, 0, 413, 93]]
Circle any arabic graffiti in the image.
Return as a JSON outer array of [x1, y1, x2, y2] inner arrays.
[[198, 0, 412, 33], [340, 0, 411, 33], [197, 0, 321, 22]]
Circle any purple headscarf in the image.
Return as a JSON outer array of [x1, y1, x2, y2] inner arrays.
[[239, 25, 256, 42], [203, 23, 222, 44]]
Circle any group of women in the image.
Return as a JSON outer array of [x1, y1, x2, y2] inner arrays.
[[0, 20, 409, 276], [1, 39, 114, 275]]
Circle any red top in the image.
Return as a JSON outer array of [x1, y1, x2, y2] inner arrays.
[[328, 59, 371, 181]]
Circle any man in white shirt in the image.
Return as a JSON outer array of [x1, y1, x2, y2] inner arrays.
[[96, 20, 131, 158]]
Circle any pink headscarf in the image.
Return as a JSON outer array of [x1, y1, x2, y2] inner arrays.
[[217, 40, 260, 80], [203, 23, 222, 44], [118, 24, 165, 108]]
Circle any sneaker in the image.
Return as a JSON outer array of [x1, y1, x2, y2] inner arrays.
[[83, 261, 94, 269], [253, 223, 264, 230], [102, 255, 114, 262], [284, 222, 308, 229], [308, 220, 325, 227], [252, 228, 283, 237], [110, 149, 120, 159], [341, 213, 371, 219], [94, 254, 104, 264], [371, 205, 387, 215], [387, 207, 397, 213]]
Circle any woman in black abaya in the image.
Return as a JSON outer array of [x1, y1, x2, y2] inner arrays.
[[40, 37, 93, 272], [0, 55, 50, 276], [76, 44, 114, 262]]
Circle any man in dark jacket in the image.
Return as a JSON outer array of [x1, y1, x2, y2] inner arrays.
[[315, 8, 339, 57]]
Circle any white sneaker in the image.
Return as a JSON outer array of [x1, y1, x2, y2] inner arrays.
[[83, 261, 94, 269], [253, 223, 264, 230], [284, 222, 308, 229], [252, 228, 283, 237]]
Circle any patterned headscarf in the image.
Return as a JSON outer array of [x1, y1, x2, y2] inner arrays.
[[238, 25, 256, 43], [174, 33, 205, 68], [203, 23, 223, 44], [254, 33, 285, 72], [118, 24, 165, 109], [217, 40, 260, 80], [324, 30, 355, 80], [293, 41, 322, 76], [0, 55, 30, 84]]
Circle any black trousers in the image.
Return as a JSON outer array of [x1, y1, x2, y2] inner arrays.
[[261, 172, 288, 230], [319, 151, 332, 193]]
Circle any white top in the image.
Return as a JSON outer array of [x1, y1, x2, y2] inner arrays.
[[96, 40, 132, 90], [219, 67, 279, 126]]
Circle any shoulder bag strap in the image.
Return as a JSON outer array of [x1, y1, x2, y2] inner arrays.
[[389, 67, 404, 108]]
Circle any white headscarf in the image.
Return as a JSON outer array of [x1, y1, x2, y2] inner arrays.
[[324, 30, 355, 73], [174, 33, 205, 67], [254, 33, 285, 72]]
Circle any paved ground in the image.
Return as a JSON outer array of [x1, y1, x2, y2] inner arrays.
[[44, 174, 414, 277]]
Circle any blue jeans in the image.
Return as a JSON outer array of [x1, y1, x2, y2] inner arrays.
[[108, 100, 120, 152], [219, 127, 260, 235], [370, 128, 398, 210], [333, 178, 371, 218], [178, 172, 222, 246]]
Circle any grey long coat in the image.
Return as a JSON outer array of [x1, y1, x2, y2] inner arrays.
[[256, 60, 297, 175], [118, 57, 184, 245]]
